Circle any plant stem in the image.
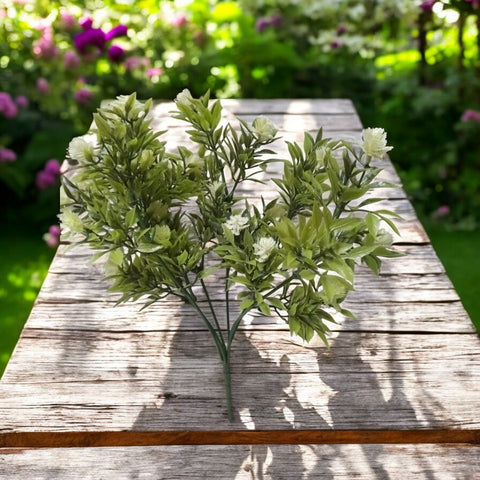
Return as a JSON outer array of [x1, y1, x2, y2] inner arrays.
[[223, 351, 233, 421]]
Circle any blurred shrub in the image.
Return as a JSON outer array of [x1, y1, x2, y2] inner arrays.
[[1, 0, 480, 231]]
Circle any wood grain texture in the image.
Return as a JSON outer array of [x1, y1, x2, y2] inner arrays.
[[1, 329, 480, 432], [1, 444, 479, 479], [1, 98, 478, 477]]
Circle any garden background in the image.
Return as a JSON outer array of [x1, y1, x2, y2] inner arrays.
[[1, 0, 479, 375]]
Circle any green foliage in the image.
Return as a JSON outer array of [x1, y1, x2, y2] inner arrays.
[[61, 91, 400, 417]]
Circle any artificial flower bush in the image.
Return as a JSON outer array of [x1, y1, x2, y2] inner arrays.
[[62, 90, 399, 419]]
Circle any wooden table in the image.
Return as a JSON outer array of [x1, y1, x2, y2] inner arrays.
[[1, 99, 479, 478]]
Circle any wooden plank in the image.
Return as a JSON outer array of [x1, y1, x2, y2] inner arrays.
[[233, 113, 363, 131], [24, 298, 474, 333], [1, 330, 479, 432], [221, 98, 358, 114], [1, 444, 479, 479], [47, 244, 445, 276]]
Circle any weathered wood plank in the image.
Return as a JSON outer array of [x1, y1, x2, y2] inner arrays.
[[221, 98, 358, 114], [47, 244, 445, 276], [234, 113, 363, 131], [1, 330, 479, 432], [1, 444, 479, 479], [25, 298, 474, 333]]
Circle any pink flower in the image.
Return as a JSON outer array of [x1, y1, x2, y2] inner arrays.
[[147, 67, 163, 77], [59, 8, 76, 30], [15, 95, 28, 108], [0, 148, 16, 163], [0, 92, 18, 118], [108, 44, 124, 63], [171, 13, 187, 27], [465, 0, 480, 9], [433, 205, 450, 219], [43, 225, 61, 248], [64, 50, 81, 69], [32, 28, 59, 59], [461, 109, 480, 122], [124, 56, 149, 70], [36, 78, 50, 94], [73, 88, 93, 105]]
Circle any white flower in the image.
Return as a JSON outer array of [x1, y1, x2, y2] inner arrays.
[[68, 136, 96, 164], [253, 236, 276, 262], [376, 229, 393, 247], [175, 88, 193, 106], [252, 116, 278, 141], [361, 128, 393, 158], [224, 214, 249, 235], [315, 146, 329, 165]]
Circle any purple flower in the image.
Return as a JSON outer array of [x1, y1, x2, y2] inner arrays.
[[0, 92, 18, 118], [36, 78, 50, 94], [64, 50, 81, 69], [255, 17, 271, 33], [337, 24, 347, 35], [79, 16, 93, 31], [255, 14, 282, 33], [0, 147, 16, 163], [105, 24, 128, 41], [269, 13, 282, 27], [36, 158, 62, 189], [44, 158, 61, 176], [108, 44, 125, 63], [36, 170, 57, 190], [420, 1, 436, 13], [74, 28, 106, 53], [331, 41, 341, 49], [15, 95, 29, 108], [461, 109, 480, 122], [73, 88, 93, 105]]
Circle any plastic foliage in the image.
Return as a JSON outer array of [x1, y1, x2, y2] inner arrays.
[[61, 91, 401, 420]]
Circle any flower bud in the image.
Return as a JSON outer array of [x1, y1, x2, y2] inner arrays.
[[252, 116, 278, 141]]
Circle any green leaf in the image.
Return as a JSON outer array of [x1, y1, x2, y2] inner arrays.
[[267, 297, 285, 310], [230, 276, 253, 287], [136, 242, 163, 253], [177, 250, 188, 265], [109, 248, 124, 266], [240, 299, 255, 310], [125, 207, 137, 228], [299, 269, 316, 281], [258, 302, 272, 316]]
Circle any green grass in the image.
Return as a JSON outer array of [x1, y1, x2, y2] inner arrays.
[[0, 230, 55, 376], [425, 224, 480, 333]]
